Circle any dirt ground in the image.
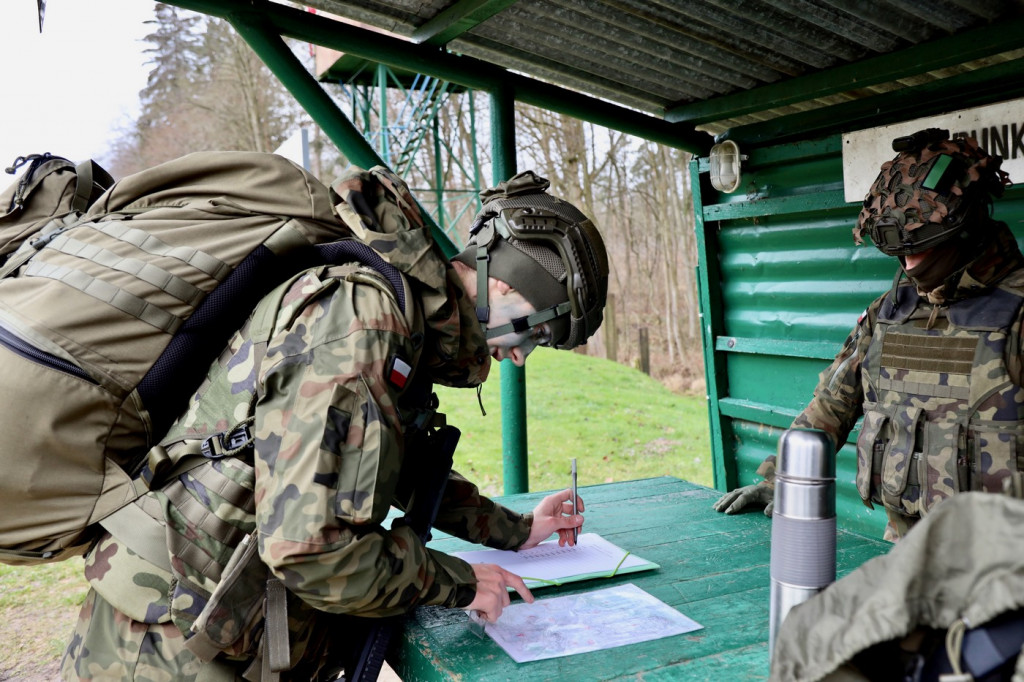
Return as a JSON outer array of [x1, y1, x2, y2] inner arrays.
[[0, 603, 76, 681]]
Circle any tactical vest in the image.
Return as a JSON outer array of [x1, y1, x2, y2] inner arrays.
[[856, 284, 1024, 518]]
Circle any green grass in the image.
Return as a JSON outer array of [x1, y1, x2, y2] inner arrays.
[[0, 557, 86, 610], [0, 557, 87, 676], [436, 347, 712, 497]]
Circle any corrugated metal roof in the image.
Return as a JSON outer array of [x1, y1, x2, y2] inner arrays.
[[300, 0, 1024, 145]]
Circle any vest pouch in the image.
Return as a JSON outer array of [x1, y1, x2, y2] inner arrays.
[[880, 406, 923, 511], [967, 421, 1023, 495], [161, 455, 260, 660], [183, 530, 268, 662], [855, 405, 890, 507], [919, 421, 964, 513]]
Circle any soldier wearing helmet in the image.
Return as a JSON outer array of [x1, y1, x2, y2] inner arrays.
[[713, 128, 1023, 542], [62, 167, 609, 680]]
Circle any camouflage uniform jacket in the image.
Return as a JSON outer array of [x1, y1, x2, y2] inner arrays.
[[790, 222, 1024, 540], [62, 197, 531, 680]]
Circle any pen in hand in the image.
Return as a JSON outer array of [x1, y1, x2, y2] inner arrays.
[[571, 458, 578, 544]]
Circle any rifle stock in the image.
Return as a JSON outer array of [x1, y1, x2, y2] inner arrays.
[[335, 424, 461, 682]]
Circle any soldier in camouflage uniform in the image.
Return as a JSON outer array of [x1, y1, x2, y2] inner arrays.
[[713, 128, 1022, 542], [60, 167, 608, 681]]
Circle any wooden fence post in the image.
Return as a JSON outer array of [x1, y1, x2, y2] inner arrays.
[[605, 293, 618, 362], [639, 327, 650, 375]]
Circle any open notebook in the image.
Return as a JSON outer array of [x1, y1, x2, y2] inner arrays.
[[451, 533, 658, 590]]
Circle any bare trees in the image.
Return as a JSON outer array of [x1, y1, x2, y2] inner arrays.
[[517, 104, 700, 380], [108, 3, 300, 176]]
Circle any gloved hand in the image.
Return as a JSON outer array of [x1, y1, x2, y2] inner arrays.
[[712, 481, 774, 516]]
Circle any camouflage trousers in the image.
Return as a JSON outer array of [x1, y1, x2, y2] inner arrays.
[[61, 589, 212, 681], [62, 588, 353, 681]]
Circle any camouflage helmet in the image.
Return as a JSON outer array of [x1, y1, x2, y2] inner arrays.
[[853, 128, 1010, 256], [453, 171, 608, 350]]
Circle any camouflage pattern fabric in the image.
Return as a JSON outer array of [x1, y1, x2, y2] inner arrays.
[[62, 589, 207, 681], [853, 134, 1010, 247], [792, 222, 1024, 541], [331, 166, 492, 389], [62, 243, 532, 677]]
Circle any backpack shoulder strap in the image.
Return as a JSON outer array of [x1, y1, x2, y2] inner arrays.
[[71, 160, 115, 213]]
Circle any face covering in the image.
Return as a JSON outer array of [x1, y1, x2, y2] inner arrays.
[[903, 243, 969, 292]]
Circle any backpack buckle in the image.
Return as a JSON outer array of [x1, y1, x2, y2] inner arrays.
[[200, 424, 253, 459]]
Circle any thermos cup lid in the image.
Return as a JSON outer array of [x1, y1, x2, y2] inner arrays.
[[777, 429, 835, 480]]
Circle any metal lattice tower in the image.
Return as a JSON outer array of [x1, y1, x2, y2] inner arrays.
[[319, 56, 484, 249]]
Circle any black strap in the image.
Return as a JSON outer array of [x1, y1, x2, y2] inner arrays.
[[71, 160, 114, 213], [315, 240, 406, 315]]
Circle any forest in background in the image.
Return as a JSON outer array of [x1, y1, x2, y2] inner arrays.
[[107, 3, 706, 394]]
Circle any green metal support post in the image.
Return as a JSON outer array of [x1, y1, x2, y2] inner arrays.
[[376, 63, 390, 165], [690, 157, 734, 492], [491, 85, 528, 495], [433, 115, 446, 231]]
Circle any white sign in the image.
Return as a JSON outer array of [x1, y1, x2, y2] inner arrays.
[[842, 99, 1024, 202], [273, 127, 311, 170]]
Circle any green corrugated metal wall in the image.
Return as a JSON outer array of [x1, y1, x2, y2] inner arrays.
[[694, 134, 1024, 538]]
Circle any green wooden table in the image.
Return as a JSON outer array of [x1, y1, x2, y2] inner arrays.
[[389, 476, 890, 681]]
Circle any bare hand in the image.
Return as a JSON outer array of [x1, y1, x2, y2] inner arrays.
[[520, 488, 585, 550], [712, 482, 774, 516], [464, 563, 534, 622]]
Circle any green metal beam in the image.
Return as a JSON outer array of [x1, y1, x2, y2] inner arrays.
[[411, 0, 522, 46], [228, 14, 458, 258], [723, 56, 1024, 148], [167, 0, 712, 155], [666, 15, 1024, 126], [714, 336, 840, 361], [717, 398, 800, 432], [703, 190, 852, 222]]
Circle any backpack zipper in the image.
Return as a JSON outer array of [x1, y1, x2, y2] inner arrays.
[[0, 323, 95, 383]]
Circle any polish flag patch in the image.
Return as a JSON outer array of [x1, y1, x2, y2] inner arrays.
[[387, 355, 413, 389]]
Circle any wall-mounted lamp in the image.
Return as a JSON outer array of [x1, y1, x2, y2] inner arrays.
[[709, 140, 745, 193]]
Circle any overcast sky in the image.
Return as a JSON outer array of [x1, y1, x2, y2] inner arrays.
[[0, 1, 155, 176]]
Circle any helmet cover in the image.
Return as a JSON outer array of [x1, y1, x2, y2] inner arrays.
[[853, 128, 1010, 256]]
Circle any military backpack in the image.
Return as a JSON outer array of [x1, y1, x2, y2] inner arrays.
[[0, 150, 373, 564]]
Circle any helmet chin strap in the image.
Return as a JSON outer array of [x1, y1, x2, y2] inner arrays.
[[485, 302, 571, 340]]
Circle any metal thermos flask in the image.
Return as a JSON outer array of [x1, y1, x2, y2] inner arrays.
[[768, 428, 836, 659]]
